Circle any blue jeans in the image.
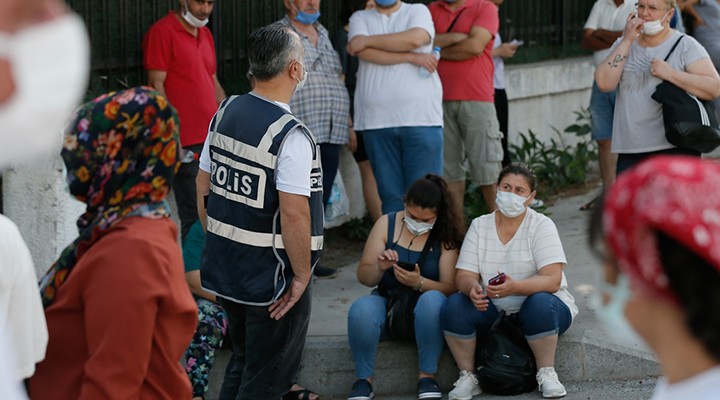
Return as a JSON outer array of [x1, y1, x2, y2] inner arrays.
[[589, 82, 617, 142], [218, 284, 312, 400], [441, 292, 571, 341], [361, 126, 443, 213], [347, 290, 447, 379]]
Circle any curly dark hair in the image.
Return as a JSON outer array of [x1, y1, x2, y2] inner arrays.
[[588, 194, 720, 363], [404, 174, 465, 250]]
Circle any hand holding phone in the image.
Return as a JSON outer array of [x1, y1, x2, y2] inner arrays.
[[488, 272, 506, 286], [510, 39, 524, 47], [395, 261, 416, 272]]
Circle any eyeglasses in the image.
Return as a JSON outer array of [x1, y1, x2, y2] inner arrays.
[[635, 2, 671, 14]]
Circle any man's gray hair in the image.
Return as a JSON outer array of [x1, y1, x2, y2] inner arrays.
[[248, 23, 302, 81]]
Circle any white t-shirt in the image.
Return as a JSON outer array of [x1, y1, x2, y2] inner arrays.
[[349, 2, 443, 130], [456, 209, 578, 319], [610, 32, 710, 153], [0, 214, 48, 381], [651, 366, 720, 400], [492, 33, 505, 90], [199, 94, 313, 196], [584, 0, 637, 66]]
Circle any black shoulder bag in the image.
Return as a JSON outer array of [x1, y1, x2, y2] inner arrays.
[[651, 35, 720, 153], [475, 310, 538, 395], [384, 229, 438, 342]]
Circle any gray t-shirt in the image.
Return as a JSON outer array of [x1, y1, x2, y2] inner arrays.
[[611, 31, 710, 153]]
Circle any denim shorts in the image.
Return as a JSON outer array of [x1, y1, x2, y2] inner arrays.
[[589, 82, 617, 141]]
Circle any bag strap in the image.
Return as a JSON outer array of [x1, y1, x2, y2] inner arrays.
[[415, 227, 439, 267], [663, 35, 684, 62], [445, 8, 466, 33]]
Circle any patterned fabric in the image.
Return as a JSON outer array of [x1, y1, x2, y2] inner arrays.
[[39, 86, 181, 307], [185, 298, 228, 397], [279, 16, 350, 145], [603, 156, 720, 305]]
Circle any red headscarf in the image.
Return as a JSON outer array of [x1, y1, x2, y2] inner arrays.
[[603, 156, 720, 304]]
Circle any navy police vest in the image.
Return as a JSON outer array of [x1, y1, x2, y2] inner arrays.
[[201, 94, 324, 305]]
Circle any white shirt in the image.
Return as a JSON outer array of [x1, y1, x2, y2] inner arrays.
[[0, 214, 48, 381], [584, 0, 637, 66], [492, 33, 505, 90], [456, 209, 578, 319], [651, 366, 720, 400], [349, 2, 443, 130], [199, 94, 313, 196]]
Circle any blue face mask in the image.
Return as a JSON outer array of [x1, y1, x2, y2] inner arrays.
[[295, 10, 321, 25], [375, 0, 398, 7], [591, 274, 646, 348]]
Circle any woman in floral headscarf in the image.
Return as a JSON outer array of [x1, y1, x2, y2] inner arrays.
[[590, 156, 720, 400], [29, 87, 197, 399]]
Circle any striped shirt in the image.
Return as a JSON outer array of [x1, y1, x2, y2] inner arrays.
[[279, 16, 350, 145]]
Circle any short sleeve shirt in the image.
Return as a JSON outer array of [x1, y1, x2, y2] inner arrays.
[[456, 209, 578, 319], [583, 0, 637, 65], [143, 12, 218, 147], [430, 0, 499, 101], [611, 32, 710, 153], [277, 17, 350, 145]]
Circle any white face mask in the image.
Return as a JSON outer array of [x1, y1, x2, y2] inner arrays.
[[641, 10, 669, 36], [591, 274, 646, 347], [0, 13, 90, 170], [495, 190, 529, 218], [404, 215, 434, 236], [294, 60, 307, 94], [182, 0, 209, 28]]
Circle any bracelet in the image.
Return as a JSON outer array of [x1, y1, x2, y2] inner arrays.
[[414, 278, 425, 292]]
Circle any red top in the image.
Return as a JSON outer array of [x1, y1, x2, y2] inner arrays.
[[430, 0, 498, 102], [29, 217, 197, 400], [143, 12, 218, 146]]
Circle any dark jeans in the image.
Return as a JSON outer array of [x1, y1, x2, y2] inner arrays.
[[173, 143, 203, 242], [218, 284, 312, 400], [320, 143, 341, 207], [616, 147, 700, 176], [494, 88, 512, 167]]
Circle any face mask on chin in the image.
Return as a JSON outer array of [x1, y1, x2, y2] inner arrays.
[[641, 10, 669, 36], [0, 13, 90, 170], [375, 0, 398, 8], [591, 274, 647, 347], [495, 190, 529, 218], [182, 0, 209, 28]]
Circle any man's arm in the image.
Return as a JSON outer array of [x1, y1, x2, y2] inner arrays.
[[213, 74, 226, 106], [196, 169, 210, 231], [434, 32, 468, 49], [347, 28, 431, 55], [355, 47, 438, 72], [439, 25, 493, 61], [147, 70, 167, 95], [582, 28, 622, 51]]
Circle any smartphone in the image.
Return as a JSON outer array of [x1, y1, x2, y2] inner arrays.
[[510, 39, 524, 46], [488, 272, 506, 286], [396, 261, 416, 271]]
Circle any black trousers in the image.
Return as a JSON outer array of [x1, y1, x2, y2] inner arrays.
[[173, 143, 203, 242]]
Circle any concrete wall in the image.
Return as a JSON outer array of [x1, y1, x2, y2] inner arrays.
[[2, 57, 596, 277]]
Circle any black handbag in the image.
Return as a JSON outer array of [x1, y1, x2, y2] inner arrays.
[[651, 35, 720, 153], [475, 311, 538, 395], [383, 229, 437, 342]]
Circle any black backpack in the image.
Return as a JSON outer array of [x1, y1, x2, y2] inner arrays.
[[475, 311, 537, 395]]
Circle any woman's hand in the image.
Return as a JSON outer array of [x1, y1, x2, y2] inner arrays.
[[392, 263, 421, 288], [485, 274, 515, 300], [493, 42, 518, 59], [650, 58, 675, 80], [377, 249, 399, 272], [468, 282, 490, 311], [622, 11, 644, 42]]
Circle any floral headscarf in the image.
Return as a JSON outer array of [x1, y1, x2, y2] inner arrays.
[[603, 156, 720, 305], [39, 86, 181, 307]]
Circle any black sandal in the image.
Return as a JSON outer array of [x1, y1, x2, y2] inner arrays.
[[579, 196, 599, 211], [282, 388, 319, 400]]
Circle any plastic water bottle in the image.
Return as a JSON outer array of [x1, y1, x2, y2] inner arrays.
[[418, 46, 441, 78]]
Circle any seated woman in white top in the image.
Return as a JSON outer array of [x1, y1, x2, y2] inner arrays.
[[440, 163, 578, 400]]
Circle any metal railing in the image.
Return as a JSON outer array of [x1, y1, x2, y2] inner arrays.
[[67, 0, 595, 97]]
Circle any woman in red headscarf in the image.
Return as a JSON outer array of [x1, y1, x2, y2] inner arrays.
[[590, 155, 720, 400], [30, 87, 197, 399]]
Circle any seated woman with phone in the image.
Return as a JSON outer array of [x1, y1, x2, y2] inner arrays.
[[440, 163, 578, 400], [346, 174, 465, 400]]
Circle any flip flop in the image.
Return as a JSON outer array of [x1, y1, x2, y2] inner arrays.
[[282, 388, 320, 400], [579, 196, 599, 211]]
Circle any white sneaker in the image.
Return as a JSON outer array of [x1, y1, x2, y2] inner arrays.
[[448, 370, 481, 400], [536, 367, 567, 398]]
